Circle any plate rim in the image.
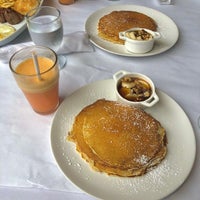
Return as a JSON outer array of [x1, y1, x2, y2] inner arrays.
[[0, 0, 44, 46], [85, 4, 179, 57], [51, 79, 196, 200]]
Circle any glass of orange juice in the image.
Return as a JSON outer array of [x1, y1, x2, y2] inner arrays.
[[9, 46, 60, 115]]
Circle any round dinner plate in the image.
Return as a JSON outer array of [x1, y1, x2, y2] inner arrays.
[[51, 79, 196, 200], [0, 21, 26, 47], [85, 5, 179, 56], [0, 0, 44, 46]]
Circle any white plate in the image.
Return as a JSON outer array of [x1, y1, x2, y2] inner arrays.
[[0, 21, 26, 46], [85, 5, 179, 56], [0, 0, 43, 46], [51, 79, 196, 200]]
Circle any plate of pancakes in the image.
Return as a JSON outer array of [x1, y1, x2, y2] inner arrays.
[[0, 0, 43, 46], [51, 79, 196, 200], [85, 5, 179, 56]]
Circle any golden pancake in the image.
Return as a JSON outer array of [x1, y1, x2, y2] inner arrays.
[[68, 99, 167, 177], [98, 11, 157, 44]]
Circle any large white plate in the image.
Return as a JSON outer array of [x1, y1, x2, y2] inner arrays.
[[51, 79, 196, 200], [85, 5, 179, 56], [0, 0, 43, 46], [0, 21, 26, 46]]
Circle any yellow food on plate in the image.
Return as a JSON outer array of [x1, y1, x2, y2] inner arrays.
[[68, 99, 167, 177], [0, 0, 15, 8], [12, 0, 39, 15], [0, 0, 39, 15], [0, 23, 16, 40]]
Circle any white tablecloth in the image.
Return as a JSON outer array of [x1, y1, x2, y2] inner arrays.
[[0, 0, 200, 199]]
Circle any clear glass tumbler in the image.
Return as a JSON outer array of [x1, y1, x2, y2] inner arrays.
[[9, 46, 60, 115], [26, 6, 67, 69]]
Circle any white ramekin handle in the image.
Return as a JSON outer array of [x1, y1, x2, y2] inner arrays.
[[141, 93, 159, 107], [113, 70, 129, 82]]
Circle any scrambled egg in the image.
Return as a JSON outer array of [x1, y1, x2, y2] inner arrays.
[[0, 24, 16, 40]]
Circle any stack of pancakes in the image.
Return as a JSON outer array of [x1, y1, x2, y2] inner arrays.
[[68, 99, 167, 177], [98, 11, 157, 44]]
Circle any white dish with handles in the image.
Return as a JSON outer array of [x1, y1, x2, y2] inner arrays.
[[113, 70, 159, 108], [119, 28, 161, 53]]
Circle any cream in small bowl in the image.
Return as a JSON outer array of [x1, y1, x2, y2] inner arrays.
[[113, 70, 159, 108], [119, 28, 161, 53]]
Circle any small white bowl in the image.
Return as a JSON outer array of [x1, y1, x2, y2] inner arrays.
[[113, 70, 159, 108], [119, 28, 161, 54]]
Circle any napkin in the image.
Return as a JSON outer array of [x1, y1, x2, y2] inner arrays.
[[0, 31, 94, 63]]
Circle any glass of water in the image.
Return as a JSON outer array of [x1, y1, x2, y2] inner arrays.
[[26, 6, 67, 69]]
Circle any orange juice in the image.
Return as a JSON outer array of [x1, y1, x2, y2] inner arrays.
[[14, 56, 59, 114]]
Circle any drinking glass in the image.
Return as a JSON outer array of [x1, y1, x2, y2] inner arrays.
[[26, 6, 67, 69], [9, 46, 60, 114]]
